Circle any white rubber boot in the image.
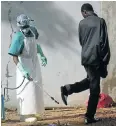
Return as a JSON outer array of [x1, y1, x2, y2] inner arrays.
[[25, 117, 37, 123]]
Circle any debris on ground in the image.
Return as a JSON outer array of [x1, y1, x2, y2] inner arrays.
[[1, 107, 116, 126], [86, 93, 115, 108]]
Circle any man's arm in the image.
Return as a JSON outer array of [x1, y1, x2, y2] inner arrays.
[[30, 26, 47, 66], [37, 44, 45, 57], [37, 44, 47, 66], [13, 56, 19, 65], [8, 32, 32, 80], [98, 18, 110, 65], [78, 22, 82, 46], [13, 56, 32, 80]]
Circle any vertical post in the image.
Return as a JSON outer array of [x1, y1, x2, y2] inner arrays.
[[5, 63, 11, 101], [1, 94, 5, 120], [6, 64, 9, 99]]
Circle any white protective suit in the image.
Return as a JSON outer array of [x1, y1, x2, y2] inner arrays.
[[16, 30, 44, 116]]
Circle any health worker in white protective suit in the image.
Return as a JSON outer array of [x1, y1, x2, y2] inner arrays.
[[8, 14, 47, 122]]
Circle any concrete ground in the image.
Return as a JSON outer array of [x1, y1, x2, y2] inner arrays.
[[1, 107, 116, 126]]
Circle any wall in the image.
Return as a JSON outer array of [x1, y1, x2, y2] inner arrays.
[[101, 1, 116, 102], [1, 1, 101, 108]]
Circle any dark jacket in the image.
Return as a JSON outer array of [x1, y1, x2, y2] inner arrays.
[[78, 14, 110, 67]]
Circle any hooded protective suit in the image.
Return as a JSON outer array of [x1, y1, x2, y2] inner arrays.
[[8, 14, 47, 120]]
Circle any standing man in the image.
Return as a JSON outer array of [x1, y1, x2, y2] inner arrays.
[[60, 3, 110, 124], [8, 14, 47, 122]]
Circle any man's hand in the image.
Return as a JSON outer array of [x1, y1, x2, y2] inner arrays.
[[41, 56, 47, 67], [24, 72, 33, 81]]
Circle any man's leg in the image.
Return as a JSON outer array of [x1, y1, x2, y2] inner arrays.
[[84, 66, 101, 124], [61, 77, 90, 105]]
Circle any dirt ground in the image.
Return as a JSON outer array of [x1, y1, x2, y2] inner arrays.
[[1, 107, 116, 126]]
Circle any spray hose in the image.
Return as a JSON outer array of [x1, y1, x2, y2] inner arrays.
[[3, 77, 25, 98], [34, 81, 59, 104], [3, 78, 59, 104]]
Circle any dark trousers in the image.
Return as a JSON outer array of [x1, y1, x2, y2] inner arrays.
[[66, 65, 100, 118]]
